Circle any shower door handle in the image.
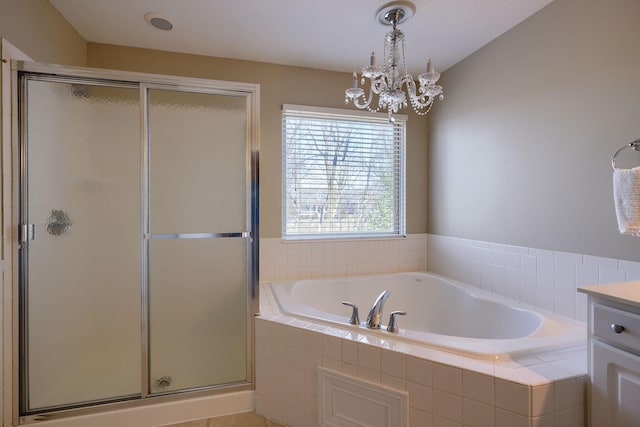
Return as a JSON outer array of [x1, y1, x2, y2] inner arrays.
[[19, 224, 35, 243]]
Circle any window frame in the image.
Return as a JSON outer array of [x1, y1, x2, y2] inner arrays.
[[281, 104, 406, 240]]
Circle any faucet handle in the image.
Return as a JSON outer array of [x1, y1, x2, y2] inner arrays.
[[386, 311, 407, 333], [341, 302, 360, 325]]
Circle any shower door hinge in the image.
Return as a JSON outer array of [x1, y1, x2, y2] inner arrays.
[[19, 224, 35, 243]]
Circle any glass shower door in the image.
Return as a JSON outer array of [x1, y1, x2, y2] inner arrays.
[[17, 64, 258, 419], [20, 78, 142, 412], [146, 88, 250, 393]]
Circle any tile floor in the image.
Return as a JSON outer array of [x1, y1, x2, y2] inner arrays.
[[164, 411, 284, 427]]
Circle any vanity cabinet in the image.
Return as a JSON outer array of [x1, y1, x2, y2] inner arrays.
[[578, 283, 640, 427]]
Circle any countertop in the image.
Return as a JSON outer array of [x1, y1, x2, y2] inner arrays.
[[578, 281, 640, 309]]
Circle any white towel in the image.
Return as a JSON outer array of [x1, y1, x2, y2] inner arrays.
[[614, 166, 640, 235]]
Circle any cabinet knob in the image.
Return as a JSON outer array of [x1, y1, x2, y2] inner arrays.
[[611, 323, 625, 334]]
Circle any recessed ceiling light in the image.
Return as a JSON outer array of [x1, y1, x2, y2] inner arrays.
[[144, 12, 174, 31]]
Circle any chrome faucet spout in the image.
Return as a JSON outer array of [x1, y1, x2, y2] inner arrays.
[[366, 290, 390, 329]]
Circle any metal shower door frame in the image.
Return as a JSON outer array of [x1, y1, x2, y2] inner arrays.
[[13, 61, 260, 424]]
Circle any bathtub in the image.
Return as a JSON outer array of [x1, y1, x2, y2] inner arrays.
[[266, 272, 586, 360]]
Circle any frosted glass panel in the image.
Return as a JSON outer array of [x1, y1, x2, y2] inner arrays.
[[149, 238, 247, 393], [25, 80, 141, 409], [149, 89, 247, 234]]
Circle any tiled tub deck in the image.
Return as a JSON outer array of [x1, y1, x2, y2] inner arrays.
[[255, 288, 587, 427]]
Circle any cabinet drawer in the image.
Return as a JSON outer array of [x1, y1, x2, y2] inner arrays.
[[593, 304, 640, 353]]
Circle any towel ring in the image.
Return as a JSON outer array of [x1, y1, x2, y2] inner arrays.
[[612, 139, 640, 170]]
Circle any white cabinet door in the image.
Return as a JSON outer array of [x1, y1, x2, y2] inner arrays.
[[592, 340, 640, 427]]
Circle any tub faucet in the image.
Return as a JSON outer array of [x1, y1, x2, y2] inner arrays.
[[366, 290, 390, 329]]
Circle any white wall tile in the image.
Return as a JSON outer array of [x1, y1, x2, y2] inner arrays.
[[507, 245, 528, 254], [576, 263, 598, 287], [492, 266, 507, 296], [492, 250, 506, 267], [520, 271, 537, 306], [262, 233, 637, 324], [583, 255, 618, 270], [599, 267, 625, 284], [506, 252, 521, 270], [554, 261, 577, 300], [553, 251, 583, 264], [529, 248, 554, 259], [554, 297, 576, 319], [536, 257, 554, 293], [620, 259, 640, 274]]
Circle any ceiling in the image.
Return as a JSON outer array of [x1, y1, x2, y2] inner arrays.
[[49, 0, 555, 75]]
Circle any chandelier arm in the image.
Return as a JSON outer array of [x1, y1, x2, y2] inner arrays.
[[370, 76, 387, 95], [352, 83, 376, 110]]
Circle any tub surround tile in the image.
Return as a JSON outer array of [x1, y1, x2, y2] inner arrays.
[[434, 363, 462, 395], [433, 415, 462, 427], [357, 342, 381, 371], [381, 347, 406, 378], [321, 334, 342, 360], [495, 408, 529, 427], [531, 383, 555, 416], [554, 377, 587, 411], [462, 398, 495, 427], [342, 361, 358, 377], [255, 297, 588, 427], [495, 379, 530, 416], [406, 356, 433, 386], [357, 365, 380, 383], [381, 373, 407, 391], [462, 370, 494, 405], [407, 381, 433, 413], [433, 389, 462, 422], [410, 408, 433, 427], [163, 412, 286, 427]]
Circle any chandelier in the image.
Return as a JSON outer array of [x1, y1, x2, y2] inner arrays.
[[344, 1, 443, 121]]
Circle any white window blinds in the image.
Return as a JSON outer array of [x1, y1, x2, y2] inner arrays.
[[282, 105, 406, 239]]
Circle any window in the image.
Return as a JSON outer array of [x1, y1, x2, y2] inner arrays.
[[282, 104, 406, 239]]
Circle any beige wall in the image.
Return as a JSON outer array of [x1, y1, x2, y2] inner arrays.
[[0, 0, 86, 65], [428, 0, 640, 261], [88, 43, 429, 238]]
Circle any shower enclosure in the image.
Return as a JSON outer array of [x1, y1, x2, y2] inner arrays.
[[14, 62, 259, 422]]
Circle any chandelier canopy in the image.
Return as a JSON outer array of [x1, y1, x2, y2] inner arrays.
[[344, 1, 443, 121]]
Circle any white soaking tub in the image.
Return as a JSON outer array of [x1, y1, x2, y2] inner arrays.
[[266, 272, 585, 360]]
